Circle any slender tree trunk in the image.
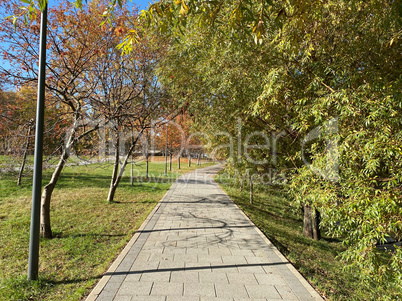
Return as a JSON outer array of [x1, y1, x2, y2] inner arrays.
[[107, 132, 120, 203], [249, 174, 253, 204], [302, 204, 321, 240], [130, 153, 134, 186], [17, 125, 32, 186], [197, 153, 201, 165], [178, 155, 181, 169], [40, 148, 69, 238], [164, 151, 168, 176], [145, 155, 149, 180], [169, 154, 172, 171], [188, 154, 191, 167]]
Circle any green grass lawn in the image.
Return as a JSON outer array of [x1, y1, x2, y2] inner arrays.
[[215, 172, 368, 301], [0, 158, 212, 301]]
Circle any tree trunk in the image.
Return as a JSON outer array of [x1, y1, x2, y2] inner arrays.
[[40, 149, 69, 238], [17, 125, 32, 186], [130, 153, 134, 186], [145, 156, 149, 180], [313, 208, 321, 240], [107, 132, 120, 203], [302, 204, 321, 240], [178, 155, 181, 169], [188, 154, 191, 167], [169, 154, 172, 171], [249, 174, 253, 204], [197, 153, 201, 165]]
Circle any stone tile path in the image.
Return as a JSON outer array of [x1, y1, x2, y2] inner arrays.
[[86, 165, 323, 301]]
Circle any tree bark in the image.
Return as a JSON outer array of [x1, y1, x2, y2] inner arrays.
[[302, 204, 321, 240], [169, 153, 172, 171], [178, 155, 180, 169], [17, 125, 32, 186], [145, 156, 149, 180], [130, 153, 134, 186], [249, 174, 253, 204], [188, 154, 191, 167], [107, 132, 120, 203]]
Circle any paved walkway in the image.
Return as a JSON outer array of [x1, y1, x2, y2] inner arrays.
[[86, 165, 323, 301]]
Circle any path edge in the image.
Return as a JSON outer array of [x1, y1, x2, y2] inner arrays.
[[84, 188, 169, 301]]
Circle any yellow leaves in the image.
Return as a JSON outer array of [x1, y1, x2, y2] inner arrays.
[[149, 3, 163, 17], [180, 1, 189, 16], [230, 6, 242, 26], [117, 29, 140, 55], [252, 19, 264, 45]]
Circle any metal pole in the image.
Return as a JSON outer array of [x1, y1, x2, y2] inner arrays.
[[28, 4, 48, 281], [164, 123, 168, 176]]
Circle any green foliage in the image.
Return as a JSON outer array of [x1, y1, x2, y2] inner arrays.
[[145, 0, 402, 296]]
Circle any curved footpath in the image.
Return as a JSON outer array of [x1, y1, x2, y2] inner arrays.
[[86, 165, 323, 301]]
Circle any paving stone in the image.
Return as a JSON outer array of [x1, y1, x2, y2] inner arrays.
[[274, 284, 300, 300], [130, 297, 165, 301], [124, 273, 142, 282], [200, 298, 232, 301], [116, 281, 153, 296], [199, 272, 228, 284], [254, 273, 288, 286], [214, 283, 249, 298], [150, 282, 183, 296], [245, 284, 282, 299], [221, 255, 247, 264], [166, 296, 199, 301], [130, 261, 159, 272], [140, 271, 171, 283], [113, 296, 132, 301], [184, 283, 216, 297], [170, 271, 199, 283], [226, 273, 258, 285], [174, 253, 198, 262], [237, 264, 267, 274], [198, 254, 223, 264], [158, 260, 185, 271]]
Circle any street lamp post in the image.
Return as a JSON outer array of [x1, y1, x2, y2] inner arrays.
[[28, 4, 48, 281]]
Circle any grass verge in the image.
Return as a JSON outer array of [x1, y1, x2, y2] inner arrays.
[[215, 172, 368, 301], [0, 158, 212, 301]]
